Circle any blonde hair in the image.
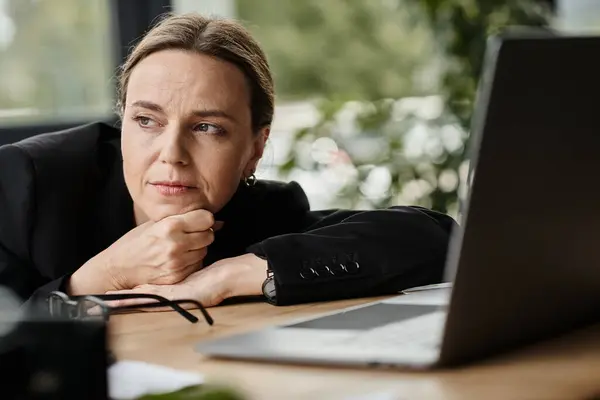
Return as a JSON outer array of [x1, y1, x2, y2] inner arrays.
[[116, 13, 274, 132]]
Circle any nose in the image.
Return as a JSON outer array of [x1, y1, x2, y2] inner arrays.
[[158, 126, 190, 166]]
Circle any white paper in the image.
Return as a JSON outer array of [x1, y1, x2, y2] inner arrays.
[[108, 360, 204, 400]]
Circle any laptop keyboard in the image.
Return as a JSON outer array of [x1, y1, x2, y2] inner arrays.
[[338, 310, 446, 351], [286, 303, 438, 331]]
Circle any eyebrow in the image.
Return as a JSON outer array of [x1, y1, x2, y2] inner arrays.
[[130, 100, 238, 123]]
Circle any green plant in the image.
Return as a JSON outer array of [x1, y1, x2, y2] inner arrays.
[[418, 0, 550, 130], [250, 0, 551, 215], [137, 384, 246, 400], [402, 0, 551, 214]]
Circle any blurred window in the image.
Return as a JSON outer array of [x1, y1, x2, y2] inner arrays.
[[173, 0, 235, 17], [557, 0, 600, 31], [0, 0, 114, 125]]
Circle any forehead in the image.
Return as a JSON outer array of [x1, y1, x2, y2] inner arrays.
[[126, 49, 250, 113]]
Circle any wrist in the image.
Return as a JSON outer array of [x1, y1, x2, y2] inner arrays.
[[66, 268, 85, 295], [226, 254, 268, 297], [67, 251, 121, 295], [102, 250, 130, 290], [68, 262, 105, 295]]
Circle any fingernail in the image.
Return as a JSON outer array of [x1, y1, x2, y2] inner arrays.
[[213, 221, 225, 231]]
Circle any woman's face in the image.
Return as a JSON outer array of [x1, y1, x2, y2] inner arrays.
[[121, 49, 268, 223]]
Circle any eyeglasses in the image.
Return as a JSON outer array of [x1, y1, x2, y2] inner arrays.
[[46, 291, 214, 325]]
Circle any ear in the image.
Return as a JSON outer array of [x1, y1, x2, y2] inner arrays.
[[244, 126, 270, 177]]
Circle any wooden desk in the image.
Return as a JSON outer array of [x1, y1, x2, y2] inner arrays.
[[110, 296, 600, 400]]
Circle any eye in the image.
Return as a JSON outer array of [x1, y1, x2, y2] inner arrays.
[[133, 116, 159, 128], [193, 123, 225, 136]]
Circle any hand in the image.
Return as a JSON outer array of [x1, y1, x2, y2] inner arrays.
[[69, 209, 222, 295], [106, 253, 268, 308]]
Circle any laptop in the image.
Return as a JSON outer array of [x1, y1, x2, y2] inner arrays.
[[195, 31, 600, 369]]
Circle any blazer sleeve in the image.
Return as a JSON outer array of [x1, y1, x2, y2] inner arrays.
[[0, 144, 68, 304], [247, 206, 457, 306]]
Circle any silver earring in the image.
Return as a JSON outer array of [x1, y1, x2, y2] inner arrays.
[[244, 173, 257, 187]]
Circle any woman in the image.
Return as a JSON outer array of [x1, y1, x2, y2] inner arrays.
[[0, 13, 456, 309]]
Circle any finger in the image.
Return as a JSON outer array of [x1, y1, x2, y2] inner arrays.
[[105, 287, 163, 301], [172, 209, 215, 233], [105, 288, 192, 313], [104, 295, 153, 309], [104, 288, 169, 311], [182, 231, 214, 251]]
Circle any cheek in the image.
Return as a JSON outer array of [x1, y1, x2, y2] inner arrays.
[[193, 143, 251, 199], [199, 147, 246, 182], [121, 127, 153, 190]]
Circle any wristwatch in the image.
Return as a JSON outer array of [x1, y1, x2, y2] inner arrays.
[[256, 253, 276, 304], [262, 267, 277, 305]]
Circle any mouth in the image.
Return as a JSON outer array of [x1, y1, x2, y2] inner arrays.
[[149, 181, 197, 196]]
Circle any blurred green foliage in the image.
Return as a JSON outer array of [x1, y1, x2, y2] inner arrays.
[[237, 0, 439, 101], [137, 384, 246, 400], [238, 0, 551, 215], [417, 0, 550, 129], [0, 0, 113, 122]]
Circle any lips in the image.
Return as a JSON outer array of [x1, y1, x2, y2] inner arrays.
[[150, 181, 197, 196]]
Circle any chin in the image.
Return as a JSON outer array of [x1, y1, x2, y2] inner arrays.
[[147, 203, 205, 222]]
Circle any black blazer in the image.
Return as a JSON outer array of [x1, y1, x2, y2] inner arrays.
[[0, 122, 457, 306]]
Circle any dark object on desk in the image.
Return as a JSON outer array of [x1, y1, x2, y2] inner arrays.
[[0, 287, 108, 400]]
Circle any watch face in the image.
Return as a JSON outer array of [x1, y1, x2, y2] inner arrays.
[[263, 277, 276, 299]]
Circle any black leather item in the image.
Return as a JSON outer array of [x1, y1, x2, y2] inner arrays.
[[0, 122, 457, 307], [0, 290, 108, 400]]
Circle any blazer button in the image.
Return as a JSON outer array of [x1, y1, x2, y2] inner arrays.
[[299, 267, 319, 280], [339, 261, 360, 274], [346, 261, 360, 274]]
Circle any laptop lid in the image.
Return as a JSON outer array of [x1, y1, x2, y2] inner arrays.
[[438, 32, 600, 366]]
